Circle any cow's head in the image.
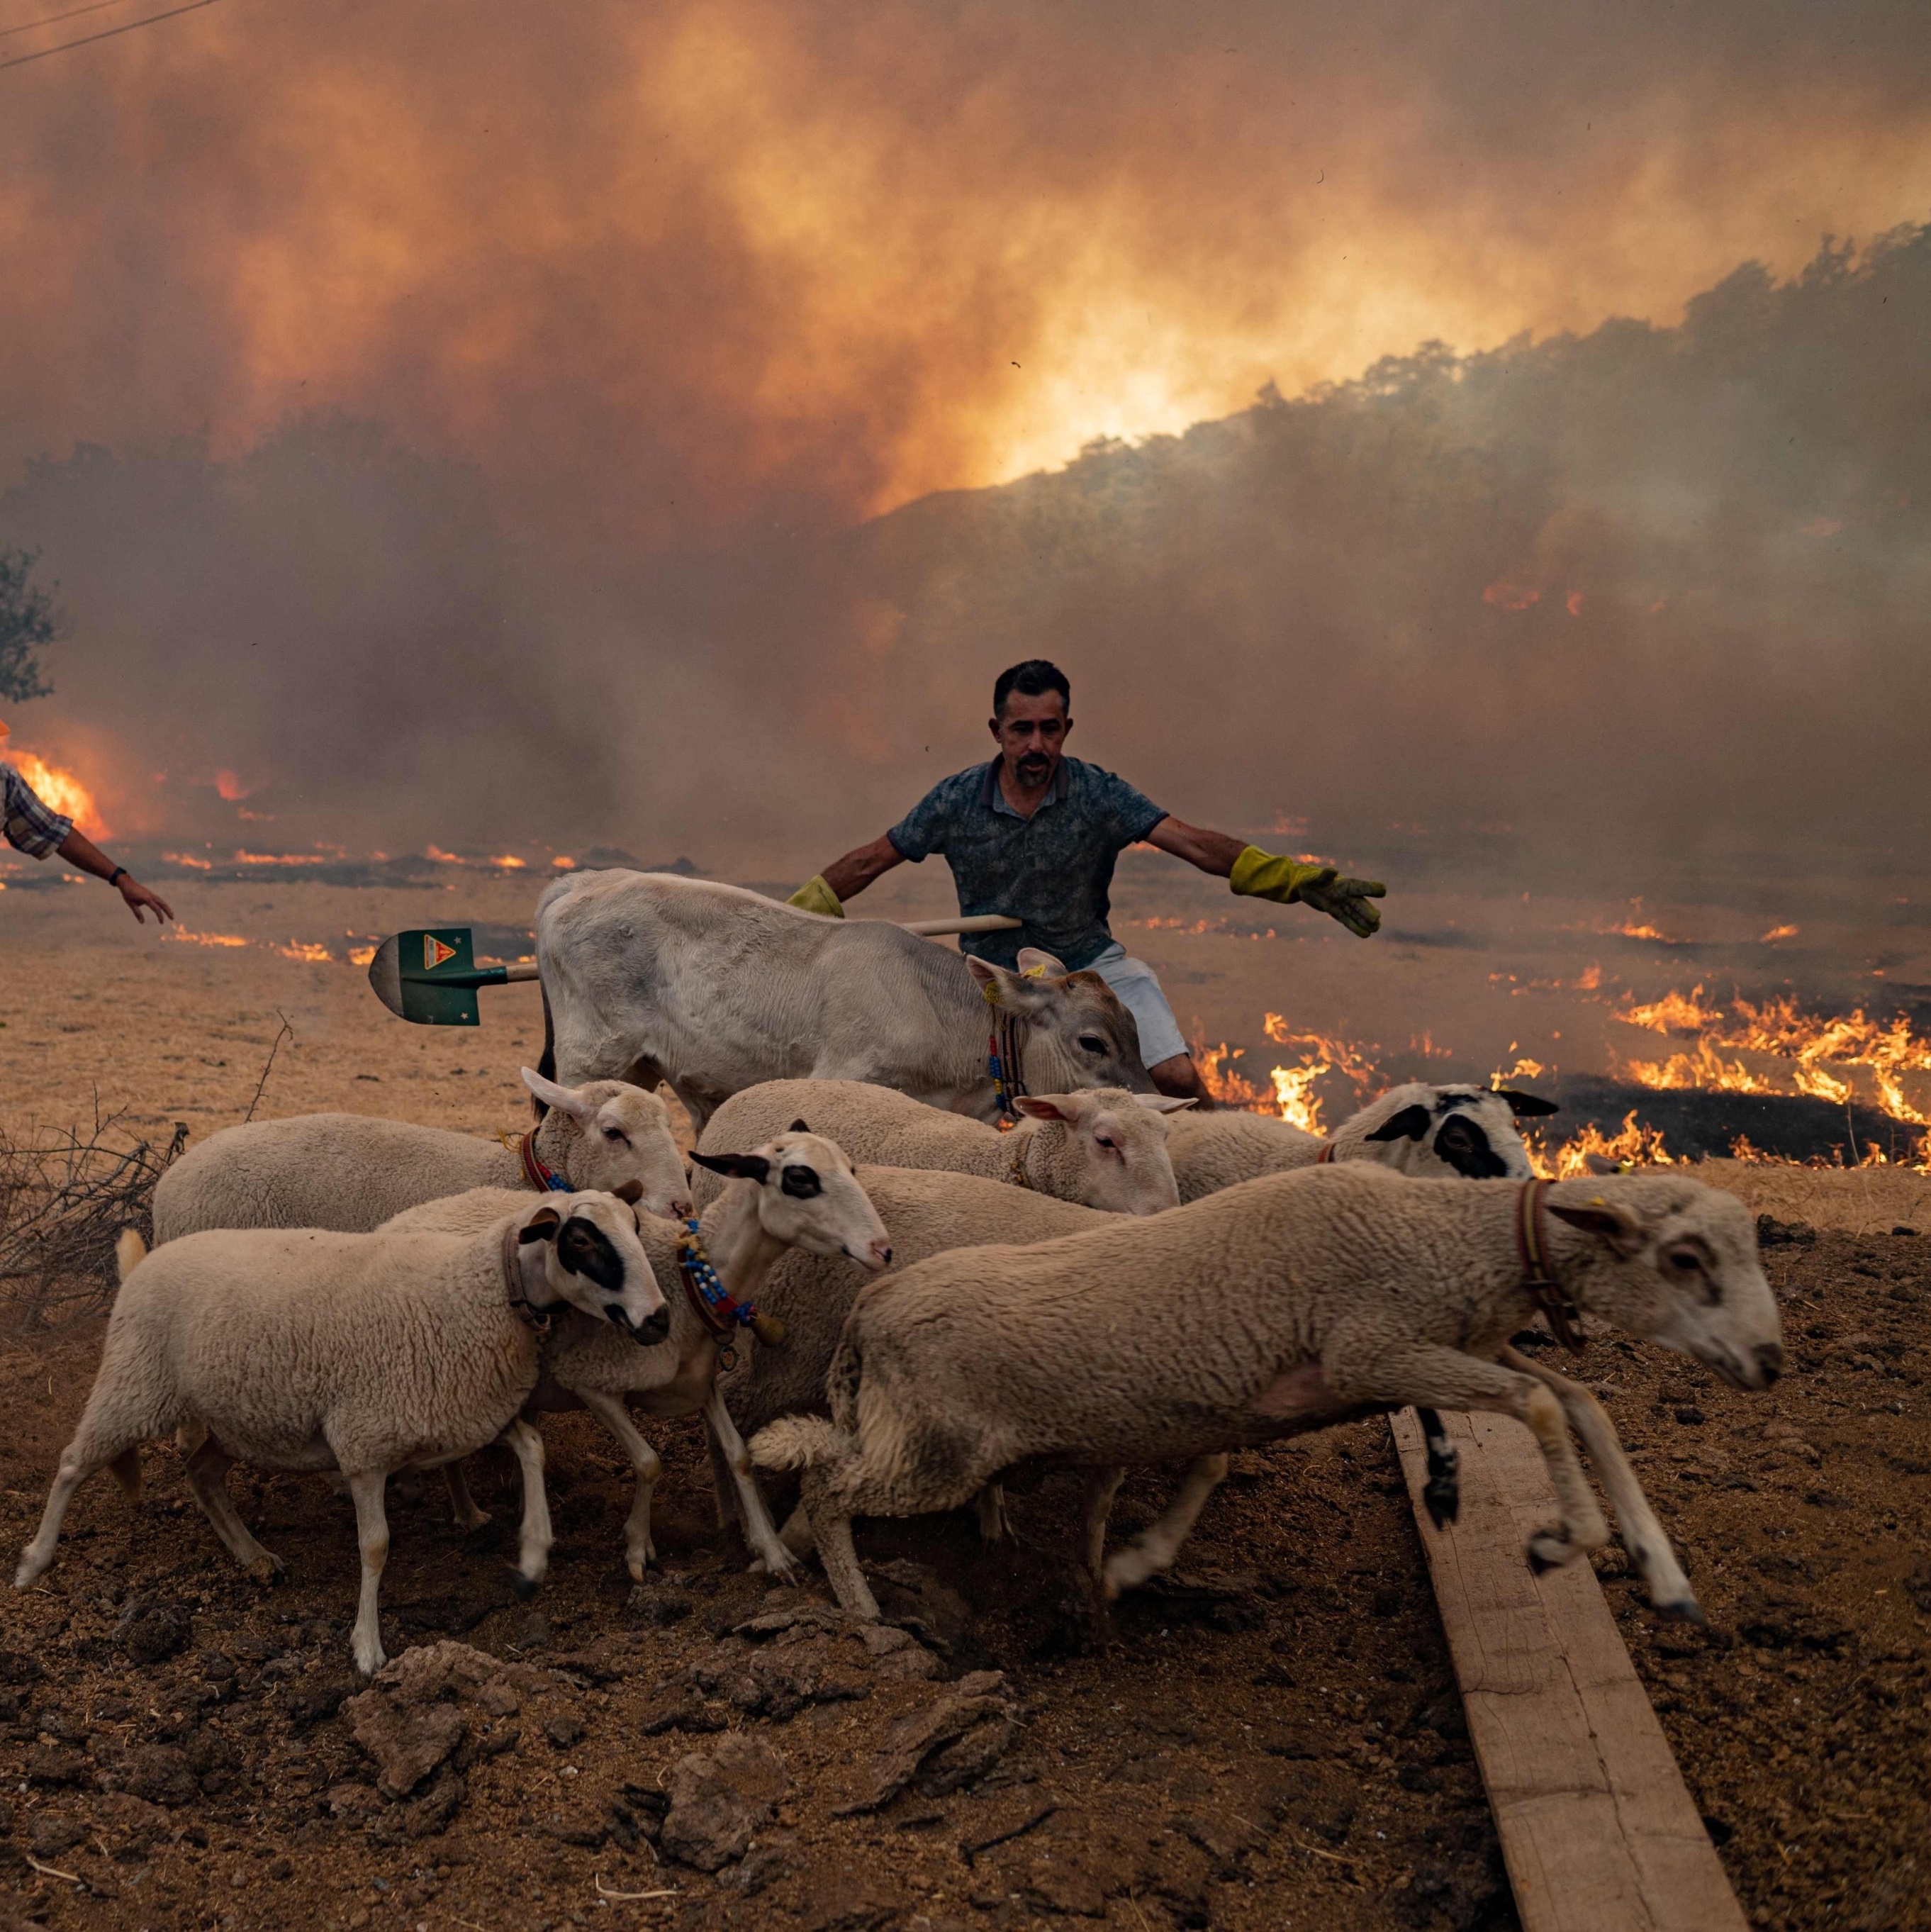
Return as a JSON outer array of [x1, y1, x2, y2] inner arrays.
[[965, 948, 1155, 1095]]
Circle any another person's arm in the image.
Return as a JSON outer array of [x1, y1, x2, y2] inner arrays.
[[55, 828, 174, 924], [1144, 814, 1384, 939], [3, 764, 172, 922]]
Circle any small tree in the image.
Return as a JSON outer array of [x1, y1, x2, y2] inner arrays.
[[0, 548, 67, 703]]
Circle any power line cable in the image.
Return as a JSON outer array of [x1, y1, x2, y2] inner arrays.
[[0, 0, 220, 71], [1, 0, 142, 43]]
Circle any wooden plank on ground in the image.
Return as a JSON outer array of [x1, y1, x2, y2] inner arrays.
[[1390, 1407, 1747, 1932]]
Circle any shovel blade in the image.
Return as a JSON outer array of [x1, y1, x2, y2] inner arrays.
[[368, 928, 492, 1026]]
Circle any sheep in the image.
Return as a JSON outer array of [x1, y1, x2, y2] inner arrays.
[[751, 1168, 1784, 1629], [710, 1164, 1111, 1552], [16, 1193, 668, 1675], [1157, 1081, 1562, 1545], [1163, 1081, 1559, 1201], [152, 1067, 693, 1241], [379, 1128, 892, 1582], [695, 1078, 1190, 1217]]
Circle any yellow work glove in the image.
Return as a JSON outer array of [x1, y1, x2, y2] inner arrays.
[[786, 874, 844, 919], [1230, 845, 1385, 939]]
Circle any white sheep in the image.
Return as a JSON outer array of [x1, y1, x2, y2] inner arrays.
[[1158, 1080, 1562, 1547], [379, 1128, 892, 1582], [16, 1193, 668, 1675], [753, 1168, 1784, 1627], [152, 1068, 693, 1240], [695, 1078, 1189, 1217]]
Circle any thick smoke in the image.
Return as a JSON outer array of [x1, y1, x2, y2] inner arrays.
[[4, 230, 1930, 876], [2, 0, 1929, 549], [1, 1, 1930, 867]]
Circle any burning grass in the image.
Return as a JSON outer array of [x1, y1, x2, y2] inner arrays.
[[1612, 984, 1931, 1129], [0, 1107, 186, 1331]]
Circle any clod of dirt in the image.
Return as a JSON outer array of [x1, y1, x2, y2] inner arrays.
[[344, 1640, 547, 1801], [121, 1743, 197, 1807], [659, 1730, 794, 1871], [28, 1811, 88, 1858], [839, 1670, 1017, 1813], [113, 1596, 194, 1667]]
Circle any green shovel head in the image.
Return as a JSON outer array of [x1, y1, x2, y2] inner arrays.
[[367, 928, 492, 1026]]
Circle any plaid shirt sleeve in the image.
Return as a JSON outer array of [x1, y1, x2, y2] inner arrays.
[[2, 761, 74, 859]]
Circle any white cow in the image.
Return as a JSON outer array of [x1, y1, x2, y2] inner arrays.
[[534, 871, 1155, 1129]]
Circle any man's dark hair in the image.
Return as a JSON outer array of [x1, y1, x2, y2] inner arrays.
[[992, 659, 1071, 717]]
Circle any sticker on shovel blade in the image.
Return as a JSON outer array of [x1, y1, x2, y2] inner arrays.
[[422, 934, 459, 971]]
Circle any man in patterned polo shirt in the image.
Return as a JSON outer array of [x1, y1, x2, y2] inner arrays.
[[1, 719, 174, 923], [789, 659, 1383, 1105]]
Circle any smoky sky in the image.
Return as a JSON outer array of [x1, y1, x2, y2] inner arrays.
[[1, 1, 1930, 871]]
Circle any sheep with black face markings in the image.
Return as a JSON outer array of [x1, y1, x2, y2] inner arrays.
[[753, 1168, 1782, 1627], [380, 1127, 892, 1582], [16, 1192, 668, 1675], [1163, 1081, 1557, 1201]]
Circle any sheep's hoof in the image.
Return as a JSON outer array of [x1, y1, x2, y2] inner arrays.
[[1656, 1595, 1707, 1626], [247, 1553, 287, 1587], [509, 1570, 542, 1602], [1525, 1530, 1571, 1575], [627, 1560, 647, 1584], [1422, 1470, 1461, 1529]]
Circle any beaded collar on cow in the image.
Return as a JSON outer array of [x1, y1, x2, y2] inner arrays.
[[1515, 1178, 1586, 1353], [981, 978, 1031, 1129], [498, 1221, 555, 1334], [676, 1219, 785, 1370]]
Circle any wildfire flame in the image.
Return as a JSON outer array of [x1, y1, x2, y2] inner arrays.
[[168, 929, 250, 949], [6, 749, 108, 839], [274, 940, 335, 964], [1528, 1110, 1675, 1180], [1611, 986, 1931, 1126]]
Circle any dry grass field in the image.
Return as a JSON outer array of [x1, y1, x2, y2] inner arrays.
[[0, 882, 1926, 1931]]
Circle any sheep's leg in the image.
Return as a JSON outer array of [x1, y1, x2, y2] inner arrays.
[[1102, 1453, 1228, 1599], [574, 1390, 664, 1581], [975, 1485, 1012, 1543], [497, 1419, 553, 1597], [702, 1389, 798, 1582], [1080, 1466, 1126, 1647], [183, 1436, 286, 1584], [1499, 1345, 1701, 1621], [799, 1468, 878, 1621], [344, 1469, 391, 1676], [1415, 1407, 1460, 1529], [442, 1459, 491, 1532], [707, 1429, 744, 1534], [16, 1433, 125, 1589], [1341, 1344, 1608, 1574]]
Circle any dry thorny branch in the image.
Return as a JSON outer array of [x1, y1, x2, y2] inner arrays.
[[0, 1098, 187, 1331]]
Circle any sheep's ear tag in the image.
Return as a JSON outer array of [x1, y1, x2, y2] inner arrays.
[[982, 981, 1002, 1008], [519, 1208, 563, 1244], [1022, 963, 1048, 978]]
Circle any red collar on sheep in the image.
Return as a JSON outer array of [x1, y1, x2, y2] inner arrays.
[[516, 1127, 569, 1193], [1516, 1178, 1586, 1353]]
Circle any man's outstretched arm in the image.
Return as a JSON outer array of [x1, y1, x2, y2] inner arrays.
[[788, 833, 907, 917], [1144, 815, 1385, 939]]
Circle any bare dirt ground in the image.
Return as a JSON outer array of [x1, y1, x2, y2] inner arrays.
[[0, 888, 1926, 1931]]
